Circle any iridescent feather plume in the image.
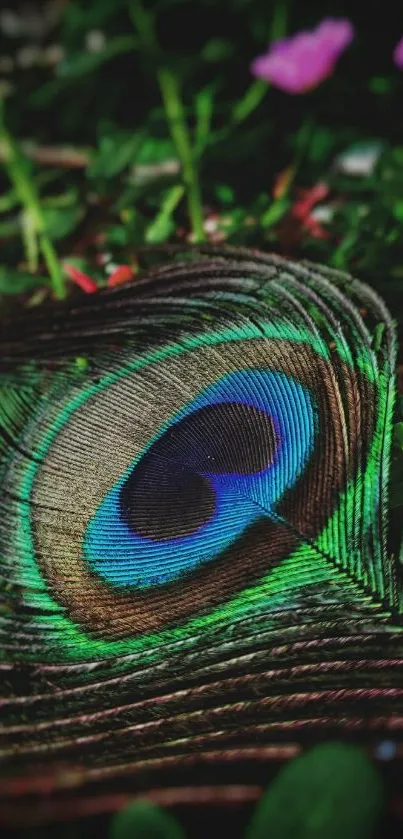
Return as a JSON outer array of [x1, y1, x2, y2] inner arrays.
[[0, 247, 402, 829]]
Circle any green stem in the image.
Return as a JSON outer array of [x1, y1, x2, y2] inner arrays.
[[232, 79, 268, 125], [40, 233, 65, 295], [0, 100, 66, 299], [270, 0, 288, 41], [129, 1, 205, 242], [232, 0, 289, 127], [145, 184, 185, 243], [21, 209, 39, 272], [157, 69, 205, 241]]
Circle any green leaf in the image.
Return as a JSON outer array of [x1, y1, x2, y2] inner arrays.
[[56, 35, 140, 80], [261, 197, 290, 228], [109, 800, 186, 839], [41, 187, 82, 209], [135, 137, 177, 166], [245, 743, 383, 839], [0, 186, 19, 213], [31, 31, 139, 107], [106, 224, 130, 247], [88, 130, 144, 179], [215, 184, 235, 206], [42, 204, 85, 240], [392, 200, 403, 223], [63, 0, 128, 33], [308, 127, 336, 164], [201, 38, 234, 62], [331, 206, 363, 269], [0, 267, 48, 295]]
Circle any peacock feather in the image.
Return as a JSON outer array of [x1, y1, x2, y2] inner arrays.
[[0, 246, 402, 829]]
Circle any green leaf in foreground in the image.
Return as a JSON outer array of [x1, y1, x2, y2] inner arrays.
[[109, 799, 186, 839], [244, 743, 383, 839]]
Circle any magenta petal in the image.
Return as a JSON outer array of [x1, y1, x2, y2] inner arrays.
[[316, 18, 354, 54], [394, 36, 403, 69], [250, 17, 354, 94]]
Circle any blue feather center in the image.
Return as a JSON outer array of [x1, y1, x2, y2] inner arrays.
[[84, 369, 316, 588]]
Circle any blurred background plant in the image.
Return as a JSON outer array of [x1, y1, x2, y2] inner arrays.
[[1, 0, 403, 302]]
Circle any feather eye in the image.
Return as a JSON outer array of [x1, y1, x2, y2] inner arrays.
[[0, 247, 401, 827]]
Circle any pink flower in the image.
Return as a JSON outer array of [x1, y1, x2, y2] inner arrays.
[[393, 36, 403, 69], [251, 18, 354, 94]]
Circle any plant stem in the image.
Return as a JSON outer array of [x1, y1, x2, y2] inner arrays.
[[232, 0, 289, 127], [270, 0, 288, 41], [129, 1, 205, 242], [157, 69, 205, 241], [0, 100, 66, 299], [145, 184, 185, 243], [232, 79, 268, 125]]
